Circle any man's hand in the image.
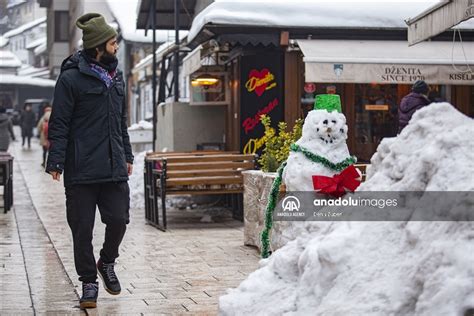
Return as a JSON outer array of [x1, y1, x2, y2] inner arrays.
[[127, 163, 133, 176], [49, 171, 61, 181]]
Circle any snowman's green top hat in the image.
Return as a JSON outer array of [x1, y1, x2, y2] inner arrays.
[[314, 94, 342, 113]]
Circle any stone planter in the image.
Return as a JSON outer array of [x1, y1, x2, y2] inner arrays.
[[242, 170, 276, 251]]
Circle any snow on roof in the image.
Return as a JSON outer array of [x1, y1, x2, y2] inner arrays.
[[0, 74, 56, 87], [132, 39, 186, 72], [6, 0, 26, 9], [0, 36, 8, 48], [219, 103, 474, 315], [0, 49, 22, 68], [106, 0, 186, 43], [17, 64, 50, 77], [3, 17, 47, 39], [188, 0, 474, 43], [25, 36, 46, 50], [34, 42, 47, 55]]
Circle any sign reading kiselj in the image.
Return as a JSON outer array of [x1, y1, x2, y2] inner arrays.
[[305, 63, 474, 85]]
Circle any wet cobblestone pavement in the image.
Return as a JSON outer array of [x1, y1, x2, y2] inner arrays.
[[1, 133, 259, 315]]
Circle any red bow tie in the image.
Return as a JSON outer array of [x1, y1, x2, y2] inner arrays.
[[312, 165, 361, 197]]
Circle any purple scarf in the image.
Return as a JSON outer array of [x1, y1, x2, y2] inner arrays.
[[89, 63, 116, 88]]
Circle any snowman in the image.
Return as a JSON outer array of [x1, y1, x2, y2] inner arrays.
[[261, 94, 359, 258], [283, 94, 356, 192]]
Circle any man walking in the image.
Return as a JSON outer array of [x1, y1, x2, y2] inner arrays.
[[20, 104, 35, 148], [46, 13, 133, 309]]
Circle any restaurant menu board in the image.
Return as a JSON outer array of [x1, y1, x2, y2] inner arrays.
[[240, 53, 284, 156]]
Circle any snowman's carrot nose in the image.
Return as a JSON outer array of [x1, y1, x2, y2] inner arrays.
[[327, 127, 332, 133]]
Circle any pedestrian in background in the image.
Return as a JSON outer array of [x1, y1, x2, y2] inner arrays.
[[37, 104, 52, 167], [20, 104, 35, 148], [45, 13, 133, 309], [0, 106, 16, 151], [398, 80, 431, 133]]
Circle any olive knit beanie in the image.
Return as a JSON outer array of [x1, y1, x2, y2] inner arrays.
[[76, 13, 117, 49]]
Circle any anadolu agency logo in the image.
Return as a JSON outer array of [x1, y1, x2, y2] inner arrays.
[[282, 195, 300, 212], [277, 195, 305, 217]]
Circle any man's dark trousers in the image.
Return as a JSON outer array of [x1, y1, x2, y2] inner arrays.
[[65, 181, 130, 283]]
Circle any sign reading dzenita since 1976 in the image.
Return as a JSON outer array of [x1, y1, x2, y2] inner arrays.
[[305, 63, 474, 85]]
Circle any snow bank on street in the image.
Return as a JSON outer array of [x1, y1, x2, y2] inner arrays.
[[128, 120, 153, 131], [129, 151, 147, 209], [219, 103, 474, 315], [362, 103, 474, 192]]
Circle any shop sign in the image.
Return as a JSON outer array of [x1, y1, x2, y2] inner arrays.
[[365, 104, 389, 111], [240, 53, 284, 155], [245, 69, 277, 96], [305, 63, 474, 85], [304, 82, 316, 93]]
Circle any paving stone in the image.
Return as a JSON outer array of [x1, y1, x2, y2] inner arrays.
[[1, 134, 259, 315]]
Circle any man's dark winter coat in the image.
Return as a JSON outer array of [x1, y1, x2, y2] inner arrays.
[[46, 51, 133, 186], [398, 92, 431, 133]]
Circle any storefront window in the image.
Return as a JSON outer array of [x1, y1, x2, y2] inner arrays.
[[301, 82, 343, 117], [354, 84, 399, 161]]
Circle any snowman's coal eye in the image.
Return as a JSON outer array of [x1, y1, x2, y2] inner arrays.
[[331, 120, 336, 124], [316, 128, 319, 132], [323, 120, 328, 125]]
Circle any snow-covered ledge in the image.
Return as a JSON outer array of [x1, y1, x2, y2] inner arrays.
[[243, 170, 277, 251]]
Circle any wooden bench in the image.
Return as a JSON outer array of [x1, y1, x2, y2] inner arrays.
[[0, 152, 14, 213], [144, 151, 255, 230]]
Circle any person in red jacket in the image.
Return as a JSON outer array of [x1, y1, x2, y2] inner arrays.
[[37, 104, 52, 167]]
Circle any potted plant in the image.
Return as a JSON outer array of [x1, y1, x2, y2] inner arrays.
[[243, 115, 302, 250]]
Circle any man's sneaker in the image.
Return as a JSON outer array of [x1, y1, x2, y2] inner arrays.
[[97, 259, 121, 295], [80, 282, 98, 309]]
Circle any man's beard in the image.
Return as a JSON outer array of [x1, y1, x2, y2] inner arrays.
[[100, 50, 117, 65]]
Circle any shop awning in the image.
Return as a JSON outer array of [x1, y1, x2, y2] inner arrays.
[[298, 39, 474, 85], [406, 0, 474, 46]]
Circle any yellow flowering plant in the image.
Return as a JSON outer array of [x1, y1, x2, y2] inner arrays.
[[258, 115, 303, 172]]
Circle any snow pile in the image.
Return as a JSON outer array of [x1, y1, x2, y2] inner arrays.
[[128, 120, 153, 131], [219, 103, 474, 315], [128, 151, 147, 209], [362, 103, 473, 192]]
